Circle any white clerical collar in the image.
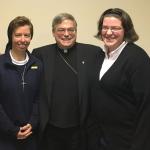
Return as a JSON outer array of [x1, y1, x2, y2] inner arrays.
[[9, 50, 29, 65], [60, 48, 68, 53], [63, 49, 68, 53], [57, 45, 68, 53]]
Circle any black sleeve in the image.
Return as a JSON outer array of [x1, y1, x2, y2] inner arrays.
[[130, 52, 150, 150], [0, 104, 19, 138]]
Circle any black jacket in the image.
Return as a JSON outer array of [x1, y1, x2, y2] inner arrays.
[[91, 43, 150, 150], [0, 51, 42, 149], [32, 42, 103, 135]]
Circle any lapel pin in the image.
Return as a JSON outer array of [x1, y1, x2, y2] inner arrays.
[[82, 61, 85, 64], [31, 65, 38, 69]]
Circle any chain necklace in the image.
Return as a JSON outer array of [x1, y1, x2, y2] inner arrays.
[[21, 65, 27, 91], [58, 50, 77, 75]]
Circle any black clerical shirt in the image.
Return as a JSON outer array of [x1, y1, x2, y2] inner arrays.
[[49, 46, 79, 128]]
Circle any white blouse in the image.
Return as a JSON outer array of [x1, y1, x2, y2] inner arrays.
[[99, 41, 127, 80]]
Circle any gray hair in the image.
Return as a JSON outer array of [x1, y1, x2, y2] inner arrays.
[[52, 13, 77, 31]]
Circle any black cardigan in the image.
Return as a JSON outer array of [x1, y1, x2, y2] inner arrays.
[[91, 43, 150, 150]]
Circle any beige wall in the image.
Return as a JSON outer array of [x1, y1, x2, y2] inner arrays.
[[1, 0, 150, 54]]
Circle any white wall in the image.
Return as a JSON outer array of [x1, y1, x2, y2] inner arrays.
[[1, 0, 150, 54]]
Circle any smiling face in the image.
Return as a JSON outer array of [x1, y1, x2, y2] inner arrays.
[[12, 25, 31, 53], [101, 16, 125, 52], [52, 19, 77, 49]]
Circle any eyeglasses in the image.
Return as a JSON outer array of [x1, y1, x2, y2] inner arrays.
[[56, 28, 76, 34], [102, 26, 123, 32]]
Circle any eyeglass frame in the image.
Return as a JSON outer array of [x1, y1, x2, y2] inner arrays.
[[102, 26, 123, 32], [55, 28, 77, 34]]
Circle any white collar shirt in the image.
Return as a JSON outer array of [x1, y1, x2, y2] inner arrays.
[[99, 41, 128, 80]]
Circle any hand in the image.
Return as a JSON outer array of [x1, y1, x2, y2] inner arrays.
[[17, 124, 32, 140]]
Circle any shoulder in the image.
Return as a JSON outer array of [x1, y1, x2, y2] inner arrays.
[[122, 43, 150, 72], [32, 44, 56, 54], [28, 52, 43, 68], [0, 53, 6, 59], [77, 42, 101, 50], [76, 43, 103, 55], [32, 44, 56, 60], [0, 53, 8, 64], [125, 43, 149, 60], [31, 54, 42, 64]]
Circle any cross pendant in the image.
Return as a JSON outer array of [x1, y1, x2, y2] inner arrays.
[[21, 81, 27, 91]]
